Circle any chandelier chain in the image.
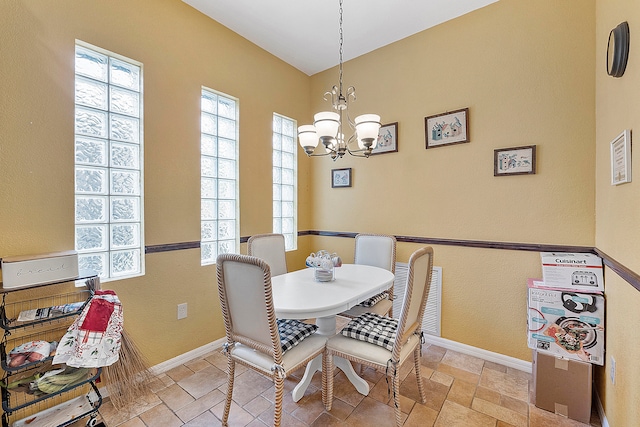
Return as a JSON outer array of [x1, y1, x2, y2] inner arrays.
[[338, 0, 344, 96]]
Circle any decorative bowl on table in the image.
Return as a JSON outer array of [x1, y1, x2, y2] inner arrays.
[[306, 251, 341, 282]]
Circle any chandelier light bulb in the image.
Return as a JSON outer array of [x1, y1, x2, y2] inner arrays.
[[313, 112, 340, 138], [355, 114, 381, 148], [298, 125, 319, 156]]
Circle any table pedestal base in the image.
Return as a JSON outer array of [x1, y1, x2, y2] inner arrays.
[[315, 316, 337, 336], [291, 355, 369, 402], [291, 315, 369, 402]]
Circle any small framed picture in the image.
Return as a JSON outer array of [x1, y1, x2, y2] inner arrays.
[[425, 108, 469, 149], [371, 122, 398, 155], [610, 129, 631, 185], [494, 145, 536, 176], [331, 168, 352, 188]]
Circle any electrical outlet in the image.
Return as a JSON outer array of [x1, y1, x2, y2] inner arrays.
[[177, 303, 188, 320], [610, 356, 616, 384]]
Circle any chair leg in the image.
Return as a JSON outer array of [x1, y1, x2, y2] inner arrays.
[[414, 346, 427, 404], [323, 349, 334, 411], [392, 369, 402, 427], [273, 376, 284, 427], [222, 357, 235, 427]]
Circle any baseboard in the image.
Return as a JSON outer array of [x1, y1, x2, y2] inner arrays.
[[595, 390, 610, 427], [150, 337, 226, 375], [149, 335, 531, 374], [423, 335, 532, 373]]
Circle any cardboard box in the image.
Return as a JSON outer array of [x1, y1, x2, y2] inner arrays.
[[1, 251, 79, 289], [540, 252, 604, 293], [533, 351, 593, 424], [527, 284, 605, 365]]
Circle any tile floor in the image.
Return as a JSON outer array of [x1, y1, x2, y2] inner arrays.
[[96, 328, 602, 427]]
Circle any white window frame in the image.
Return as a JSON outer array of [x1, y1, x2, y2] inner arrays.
[[272, 113, 298, 250], [74, 41, 145, 281], [200, 87, 240, 265]]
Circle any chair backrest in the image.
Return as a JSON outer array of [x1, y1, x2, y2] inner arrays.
[[216, 253, 282, 361], [392, 246, 434, 359], [354, 233, 397, 274], [247, 233, 288, 276]]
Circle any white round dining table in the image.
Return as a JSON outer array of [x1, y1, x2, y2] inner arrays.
[[271, 263, 394, 333], [271, 264, 395, 401]]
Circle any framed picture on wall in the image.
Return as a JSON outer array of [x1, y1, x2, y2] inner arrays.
[[610, 129, 631, 185], [425, 108, 470, 149], [371, 122, 398, 155], [494, 145, 536, 176], [331, 168, 352, 188]]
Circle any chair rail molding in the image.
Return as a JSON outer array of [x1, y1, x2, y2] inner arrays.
[[147, 231, 640, 292]]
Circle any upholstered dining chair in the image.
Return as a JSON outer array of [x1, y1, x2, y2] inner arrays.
[[216, 254, 327, 427], [323, 246, 434, 427], [340, 233, 397, 318], [247, 233, 288, 276]]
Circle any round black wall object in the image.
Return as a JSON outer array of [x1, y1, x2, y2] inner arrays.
[[607, 21, 630, 77]]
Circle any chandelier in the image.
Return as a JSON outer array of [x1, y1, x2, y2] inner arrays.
[[297, 0, 381, 160]]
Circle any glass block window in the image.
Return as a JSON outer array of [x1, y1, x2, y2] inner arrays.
[[74, 43, 144, 281], [201, 88, 239, 265], [272, 114, 297, 250]]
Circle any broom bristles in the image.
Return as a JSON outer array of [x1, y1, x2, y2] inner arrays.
[[85, 279, 156, 410], [102, 328, 155, 411]]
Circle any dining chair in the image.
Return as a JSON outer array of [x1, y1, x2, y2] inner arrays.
[[340, 233, 397, 318], [216, 254, 327, 427], [247, 233, 288, 276], [323, 246, 434, 427]]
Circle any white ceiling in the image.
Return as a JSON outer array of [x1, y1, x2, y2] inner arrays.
[[182, 0, 498, 76]]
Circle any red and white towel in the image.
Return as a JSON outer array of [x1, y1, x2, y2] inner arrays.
[[53, 290, 123, 368]]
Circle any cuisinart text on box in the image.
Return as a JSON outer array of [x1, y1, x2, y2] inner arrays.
[[540, 252, 604, 293]]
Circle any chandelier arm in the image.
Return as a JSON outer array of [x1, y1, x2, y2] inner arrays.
[[345, 86, 356, 102], [306, 150, 334, 158], [344, 108, 356, 130], [345, 134, 372, 158], [323, 86, 340, 107], [345, 146, 372, 158], [345, 133, 373, 157]]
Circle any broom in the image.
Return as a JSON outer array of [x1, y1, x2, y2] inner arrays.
[[85, 278, 156, 411], [101, 329, 155, 410]]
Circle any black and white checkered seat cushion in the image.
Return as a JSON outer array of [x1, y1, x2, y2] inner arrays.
[[276, 319, 318, 353], [358, 291, 389, 307], [340, 312, 398, 351]]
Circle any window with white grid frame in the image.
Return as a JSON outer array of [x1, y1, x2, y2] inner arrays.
[[272, 114, 297, 250], [74, 43, 144, 281], [201, 88, 240, 265]]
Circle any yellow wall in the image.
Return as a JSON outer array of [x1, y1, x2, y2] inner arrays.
[[308, 1, 595, 361], [595, 0, 640, 425], [0, 0, 312, 364]]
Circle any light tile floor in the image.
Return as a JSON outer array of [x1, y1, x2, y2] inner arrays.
[[96, 331, 602, 427]]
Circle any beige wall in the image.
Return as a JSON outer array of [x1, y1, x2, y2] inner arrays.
[[595, 0, 640, 425], [0, 0, 312, 364], [308, 0, 595, 362]]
